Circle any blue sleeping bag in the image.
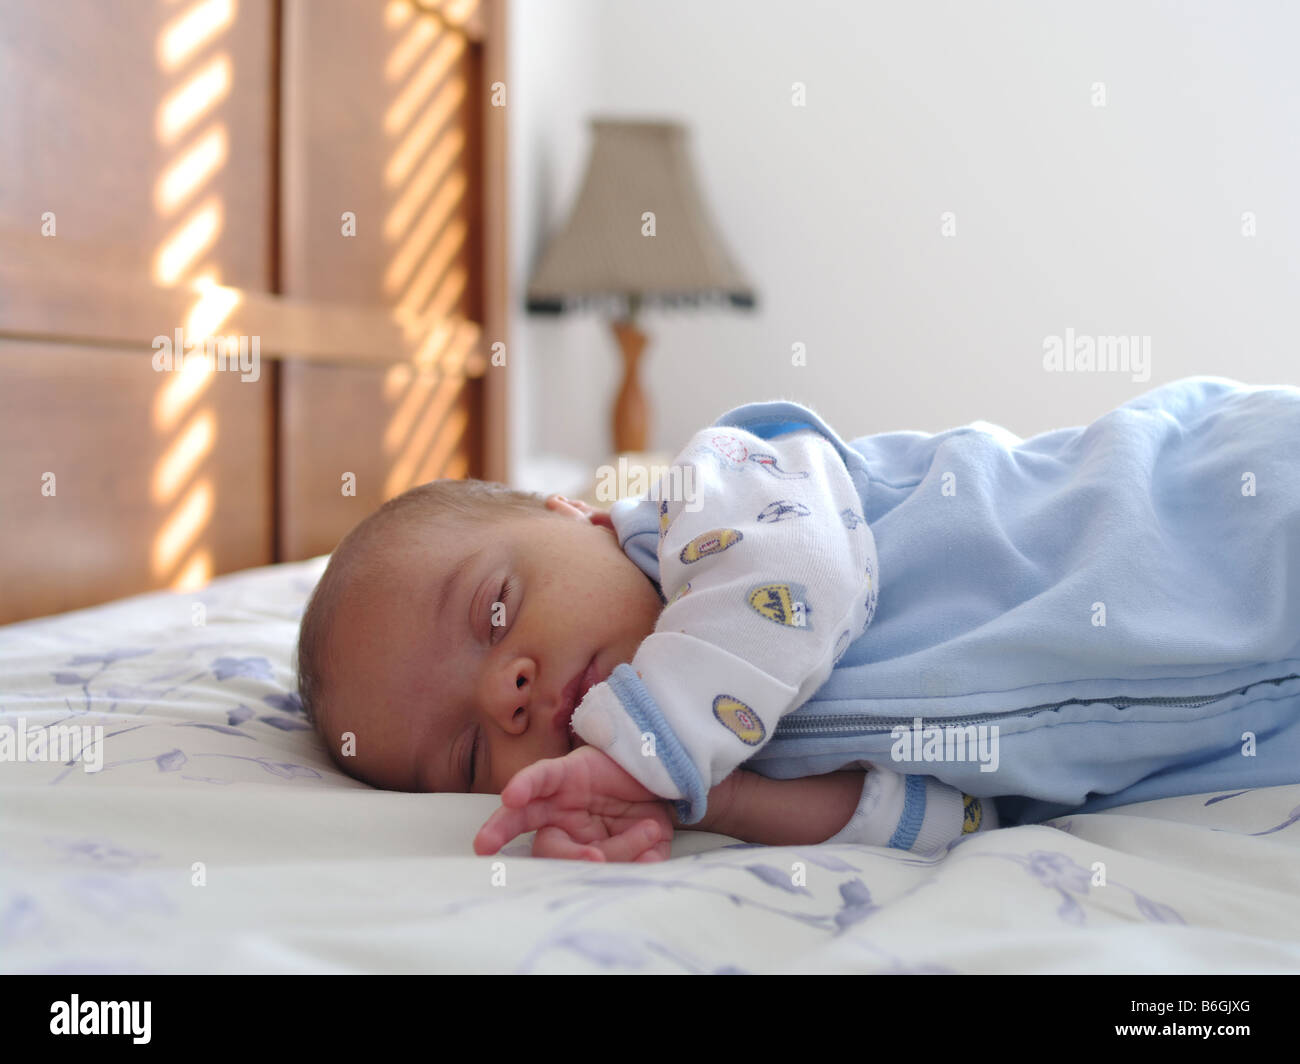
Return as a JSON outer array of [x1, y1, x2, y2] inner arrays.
[[706, 377, 1300, 825]]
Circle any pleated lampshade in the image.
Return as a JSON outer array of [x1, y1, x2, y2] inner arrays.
[[526, 118, 756, 313]]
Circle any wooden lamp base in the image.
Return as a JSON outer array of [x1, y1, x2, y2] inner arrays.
[[611, 318, 648, 453]]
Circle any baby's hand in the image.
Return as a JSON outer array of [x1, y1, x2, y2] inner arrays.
[[472, 745, 675, 863]]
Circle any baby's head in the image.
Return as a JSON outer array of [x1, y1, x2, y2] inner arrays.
[[297, 479, 664, 794]]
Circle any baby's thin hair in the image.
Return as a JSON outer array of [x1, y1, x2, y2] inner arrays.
[[295, 478, 548, 777]]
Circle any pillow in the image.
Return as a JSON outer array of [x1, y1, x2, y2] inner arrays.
[[0, 557, 352, 789]]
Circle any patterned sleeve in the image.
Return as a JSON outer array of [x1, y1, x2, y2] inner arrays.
[[572, 424, 879, 825], [824, 762, 1000, 854]]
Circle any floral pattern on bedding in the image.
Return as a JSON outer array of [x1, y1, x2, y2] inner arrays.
[[7, 800, 1300, 975], [0, 561, 338, 788], [3, 558, 1300, 974]]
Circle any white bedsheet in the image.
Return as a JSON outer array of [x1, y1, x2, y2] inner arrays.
[[2, 558, 1298, 973]]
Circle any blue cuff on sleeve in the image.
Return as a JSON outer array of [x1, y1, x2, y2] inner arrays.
[[606, 664, 710, 824], [886, 774, 928, 851]]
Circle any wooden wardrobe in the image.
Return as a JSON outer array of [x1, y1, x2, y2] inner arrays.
[[0, 0, 509, 623]]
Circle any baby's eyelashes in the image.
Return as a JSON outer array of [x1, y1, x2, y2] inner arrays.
[[489, 578, 514, 641]]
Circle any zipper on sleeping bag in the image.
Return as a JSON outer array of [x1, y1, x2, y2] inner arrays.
[[771, 672, 1300, 738]]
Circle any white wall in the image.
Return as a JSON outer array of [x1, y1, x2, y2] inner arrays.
[[507, 0, 1299, 487], [505, 0, 605, 493]]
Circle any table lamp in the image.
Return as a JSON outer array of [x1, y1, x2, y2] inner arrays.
[[525, 117, 756, 453]]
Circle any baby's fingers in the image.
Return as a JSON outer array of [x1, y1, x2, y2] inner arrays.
[[472, 798, 561, 855], [533, 826, 604, 862], [634, 837, 672, 863], [499, 755, 574, 809], [588, 819, 663, 864]]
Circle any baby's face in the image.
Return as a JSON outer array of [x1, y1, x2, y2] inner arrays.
[[321, 496, 664, 794]]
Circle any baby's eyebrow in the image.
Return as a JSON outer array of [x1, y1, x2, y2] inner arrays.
[[443, 724, 465, 794], [410, 706, 463, 793], [436, 548, 485, 622], [414, 553, 482, 793]]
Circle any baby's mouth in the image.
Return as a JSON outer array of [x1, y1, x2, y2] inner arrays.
[[558, 655, 600, 750], [565, 708, 586, 751]]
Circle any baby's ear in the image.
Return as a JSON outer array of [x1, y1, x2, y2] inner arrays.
[[544, 494, 613, 528]]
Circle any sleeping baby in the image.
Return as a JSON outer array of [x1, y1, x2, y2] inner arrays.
[[297, 375, 1300, 863]]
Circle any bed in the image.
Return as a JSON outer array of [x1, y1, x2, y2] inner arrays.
[[3, 1, 1300, 975], [3, 557, 1300, 973]]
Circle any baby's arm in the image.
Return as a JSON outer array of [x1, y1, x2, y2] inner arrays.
[[577, 425, 877, 827], [680, 765, 1000, 853], [671, 767, 866, 844]]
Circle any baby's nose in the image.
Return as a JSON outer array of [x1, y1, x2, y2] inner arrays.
[[496, 658, 535, 715]]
